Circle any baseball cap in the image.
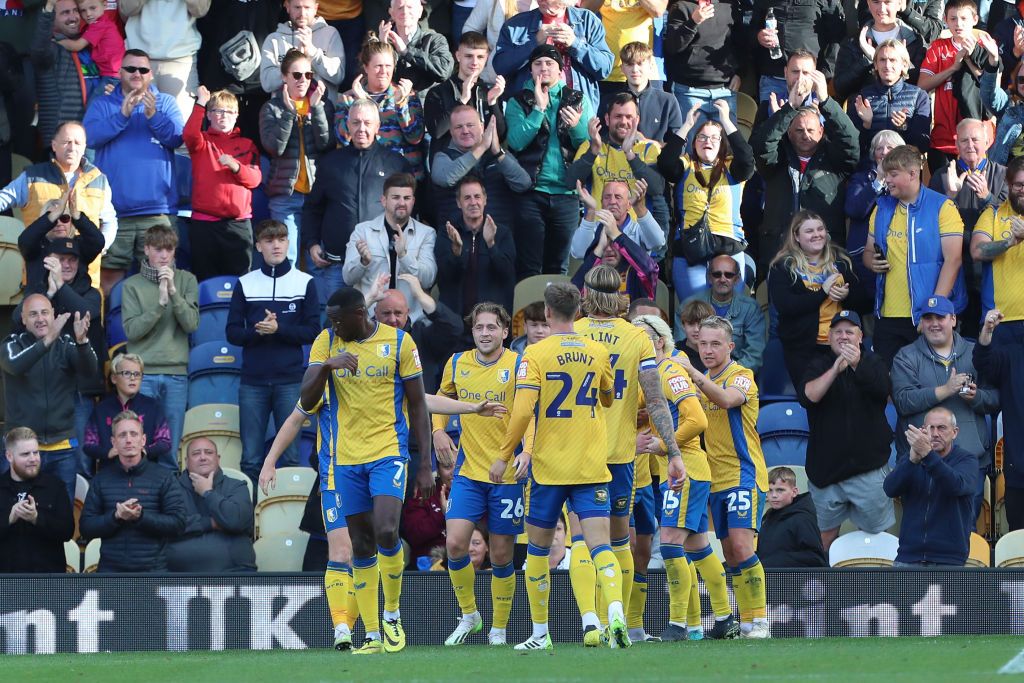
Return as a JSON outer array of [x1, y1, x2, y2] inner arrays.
[[830, 310, 862, 329], [45, 238, 80, 258], [920, 295, 955, 317], [529, 44, 562, 66]]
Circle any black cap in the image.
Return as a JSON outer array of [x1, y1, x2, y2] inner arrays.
[[529, 44, 562, 66], [45, 238, 80, 258], [829, 310, 862, 329]]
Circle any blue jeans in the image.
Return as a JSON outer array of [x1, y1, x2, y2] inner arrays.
[[758, 75, 788, 104], [141, 374, 188, 471], [671, 83, 737, 134], [239, 382, 302, 481], [310, 261, 345, 311], [515, 191, 580, 277], [45, 447, 78, 504], [268, 193, 304, 265], [328, 16, 365, 92]]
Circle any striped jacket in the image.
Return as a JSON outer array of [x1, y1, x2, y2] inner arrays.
[[335, 84, 425, 179]]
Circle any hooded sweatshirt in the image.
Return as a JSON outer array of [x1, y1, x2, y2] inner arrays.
[[758, 492, 828, 568], [183, 103, 262, 219]]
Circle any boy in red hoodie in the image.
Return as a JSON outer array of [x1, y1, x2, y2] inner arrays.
[[184, 87, 262, 282]]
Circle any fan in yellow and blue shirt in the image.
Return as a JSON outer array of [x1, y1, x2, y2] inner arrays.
[[974, 200, 1024, 322]]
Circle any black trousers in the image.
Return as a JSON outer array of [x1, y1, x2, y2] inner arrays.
[[515, 190, 580, 278], [873, 316, 918, 369], [187, 217, 253, 283]]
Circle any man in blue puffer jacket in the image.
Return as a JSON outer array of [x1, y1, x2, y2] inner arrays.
[[884, 406, 977, 566]]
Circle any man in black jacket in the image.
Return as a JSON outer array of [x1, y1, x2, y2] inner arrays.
[[79, 410, 187, 572], [758, 466, 827, 568], [799, 311, 895, 553], [167, 437, 256, 573], [0, 427, 75, 572], [302, 100, 413, 308], [1, 294, 96, 503], [750, 70, 860, 271]]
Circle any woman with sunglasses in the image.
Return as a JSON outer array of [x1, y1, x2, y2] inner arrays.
[[980, 34, 1024, 165], [335, 34, 426, 179], [260, 49, 335, 265], [658, 99, 753, 303], [767, 209, 867, 386]]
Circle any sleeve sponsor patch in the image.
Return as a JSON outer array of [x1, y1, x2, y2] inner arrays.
[[412, 348, 422, 370], [731, 375, 752, 393], [517, 359, 529, 379], [668, 375, 690, 396]]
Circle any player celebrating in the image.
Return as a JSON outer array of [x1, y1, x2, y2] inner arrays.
[[434, 303, 524, 647], [302, 287, 434, 655], [633, 314, 740, 642], [568, 265, 687, 645], [259, 388, 506, 651], [678, 315, 770, 639]]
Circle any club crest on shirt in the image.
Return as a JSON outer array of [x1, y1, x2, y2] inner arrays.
[[377, 344, 392, 358], [497, 369, 510, 384]]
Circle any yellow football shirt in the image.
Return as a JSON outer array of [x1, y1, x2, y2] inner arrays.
[[433, 348, 521, 483], [975, 201, 1024, 321], [600, 0, 653, 83], [871, 200, 963, 318], [634, 453, 653, 489], [573, 139, 661, 218], [500, 333, 614, 485], [656, 357, 712, 482], [699, 361, 768, 493], [308, 323, 422, 466], [574, 316, 657, 464]]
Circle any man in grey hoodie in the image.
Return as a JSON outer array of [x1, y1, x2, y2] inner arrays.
[[891, 295, 1000, 519]]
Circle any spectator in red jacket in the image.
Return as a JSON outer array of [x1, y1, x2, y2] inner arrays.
[[401, 458, 453, 567], [184, 86, 262, 282]]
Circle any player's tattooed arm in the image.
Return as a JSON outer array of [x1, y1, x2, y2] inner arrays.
[[638, 368, 683, 460], [975, 238, 1014, 260]]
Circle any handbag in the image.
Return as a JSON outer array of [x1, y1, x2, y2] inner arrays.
[[673, 177, 746, 266]]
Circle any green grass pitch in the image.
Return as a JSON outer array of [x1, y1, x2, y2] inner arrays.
[[7, 636, 1024, 682]]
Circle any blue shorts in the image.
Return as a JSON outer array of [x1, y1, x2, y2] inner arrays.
[[709, 486, 766, 540], [631, 483, 658, 536], [608, 462, 636, 518], [321, 490, 347, 531], [446, 475, 525, 536], [334, 455, 407, 517], [660, 478, 711, 533], [526, 476, 610, 529]]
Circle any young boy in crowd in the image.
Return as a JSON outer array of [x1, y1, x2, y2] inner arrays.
[[58, 0, 125, 99], [184, 86, 262, 282], [758, 467, 828, 568], [616, 42, 681, 144], [510, 301, 551, 353]]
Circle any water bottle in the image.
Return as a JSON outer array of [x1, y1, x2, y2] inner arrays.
[[765, 7, 783, 60]]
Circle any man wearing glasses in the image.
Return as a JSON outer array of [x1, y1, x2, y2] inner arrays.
[[84, 353, 172, 472], [84, 48, 184, 297], [681, 254, 765, 373]]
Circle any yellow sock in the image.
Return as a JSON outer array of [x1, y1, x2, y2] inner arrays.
[[686, 558, 702, 628], [591, 545, 624, 619], [729, 566, 751, 623], [611, 537, 633, 617], [568, 537, 597, 620], [525, 544, 551, 626], [324, 562, 350, 628], [447, 554, 478, 615], [661, 545, 690, 626], [352, 556, 380, 635], [491, 562, 516, 629], [345, 577, 360, 630], [377, 543, 405, 614], [739, 556, 767, 620], [626, 573, 648, 629], [690, 547, 733, 618]]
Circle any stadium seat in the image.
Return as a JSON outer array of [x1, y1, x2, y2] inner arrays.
[[828, 531, 899, 567], [255, 466, 316, 538], [254, 531, 309, 571], [967, 532, 991, 567], [977, 475, 992, 539], [74, 474, 89, 541], [995, 437, 1004, 472], [995, 530, 1024, 568], [511, 274, 570, 337], [885, 402, 897, 431], [180, 404, 242, 470], [0, 215, 25, 306], [187, 341, 242, 408], [192, 276, 239, 346], [735, 91, 757, 140], [784, 465, 809, 494], [106, 279, 127, 348], [83, 538, 101, 573], [995, 472, 1008, 540], [222, 467, 254, 502], [655, 280, 670, 316], [64, 540, 81, 573], [758, 338, 796, 401], [757, 402, 809, 467]]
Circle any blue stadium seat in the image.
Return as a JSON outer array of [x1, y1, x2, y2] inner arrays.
[[192, 276, 238, 347], [758, 338, 796, 402], [757, 401, 809, 467], [187, 341, 242, 408], [106, 279, 127, 348]]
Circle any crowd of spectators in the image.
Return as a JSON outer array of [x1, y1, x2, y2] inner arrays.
[[1, 0, 1024, 573]]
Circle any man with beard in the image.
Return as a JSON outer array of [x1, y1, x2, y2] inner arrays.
[[0, 427, 75, 573]]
